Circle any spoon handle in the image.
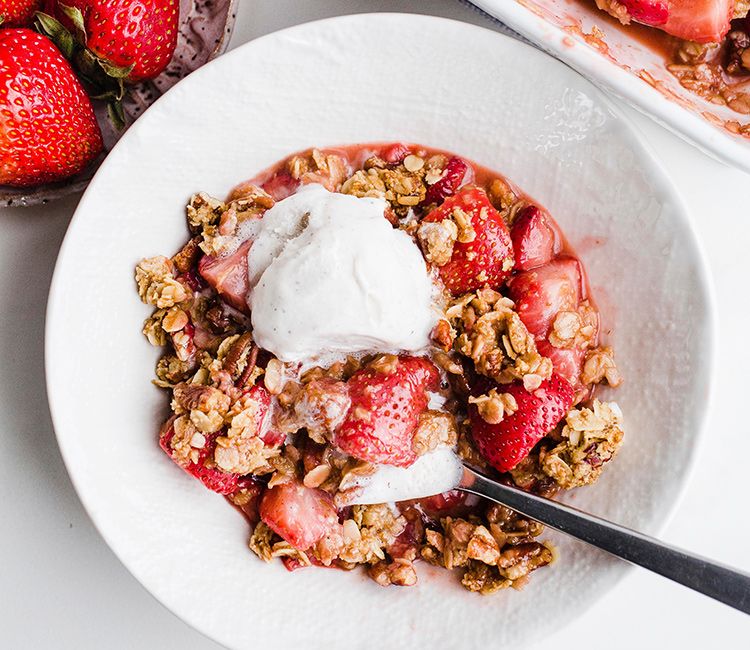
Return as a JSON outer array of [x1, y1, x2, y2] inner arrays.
[[460, 466, 750, 615]]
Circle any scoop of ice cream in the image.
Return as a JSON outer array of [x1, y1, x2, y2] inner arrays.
[[343, 446, 464, 505], [246, 184, 437, 363]]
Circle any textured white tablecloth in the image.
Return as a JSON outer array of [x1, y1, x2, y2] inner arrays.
[[1, 1, 748, 647]]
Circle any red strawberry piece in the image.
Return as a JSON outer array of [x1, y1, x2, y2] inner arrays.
[[469, 374, 574, 473], [0, 0, 43, 26], [177, 268, 205, 292], [235, 382, 277, 444], [414, 490, 481, 520], [0, 29, 102, 187], [380, 142, 411, 164], [423, 156, 470, 206], [334, 355, 440, 467], [53, 0, 179, 82], [386, 506, 423, 559], [537, 340, 586, 395], [228, 475, 263, 525], [198, 239, 253, 314], [620, 0, 669, 25], [261, 169, 299, 201], [507, 257, 582, 340], [509, 205, 561, 271], [661, 0, 733, 43], [159, 416, 239, 495], [422, 187, 515, 295], [260, 480, 340, 550]]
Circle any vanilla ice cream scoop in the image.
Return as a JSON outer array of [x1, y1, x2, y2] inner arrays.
[[246, 184, 437, 363]]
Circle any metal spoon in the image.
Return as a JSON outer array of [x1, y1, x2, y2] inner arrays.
[[349, 451, 750, 614]]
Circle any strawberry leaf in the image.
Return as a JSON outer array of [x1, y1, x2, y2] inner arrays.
[[0, 15, 5, 27], [107, 101, 126, 131], [57, 3, 87, 42], [98, 59, 134, 79], [35, 12, 77, 60]]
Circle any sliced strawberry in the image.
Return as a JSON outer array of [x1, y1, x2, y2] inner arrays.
[[507, 257, 582, 340], [423, 156, 470, 206], [159, 416, 239, 495], [260, 480, 340, 550], [380, 142, 411, 164], [469, 374, 574, 473], [509, 205, 561, 271], [334, 355, 440, 467], [621, 0, 669, 25], [537, 341, 586, 394], [661, 0, 733, 43], [198, 239, 252, 313], [261, 170, 299, 201], [422, 187, 514, 294]]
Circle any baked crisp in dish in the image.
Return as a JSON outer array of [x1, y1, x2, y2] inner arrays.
[[592, 0, 750, 119], [134, 143, 624, 593]]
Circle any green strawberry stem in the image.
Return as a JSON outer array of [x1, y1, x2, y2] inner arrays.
[[34, 10, 133, 130]]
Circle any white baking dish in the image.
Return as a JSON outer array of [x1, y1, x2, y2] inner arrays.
[[471, 0, 750, 173]]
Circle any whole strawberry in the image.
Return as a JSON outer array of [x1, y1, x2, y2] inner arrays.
[[0, 28, 103, 187], [0, 0, 43, 27], [53, 0, 179, 82]]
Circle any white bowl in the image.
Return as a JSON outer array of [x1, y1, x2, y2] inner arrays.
[[471, 0, 750, 174], [45, 14, 715, 650]]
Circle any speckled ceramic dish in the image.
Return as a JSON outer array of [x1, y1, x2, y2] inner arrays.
[[0, 0, 236, 208], [45, 14, 714, 650]]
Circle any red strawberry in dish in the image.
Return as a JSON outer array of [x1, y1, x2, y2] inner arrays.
[[261, 170, 299, 201], [422, 187, 514, 295], [380, 142, 411, 164], [507, 257, 582, 340], [662, 0, 734, 43], [423, 156, 470, 205], [415, 490, 480, 520], [469, 374, 574, 473], [159, 416, 239, 495], [260, 480, 340, 550], [621, 0, 669, 25], [537, 341, 586, 394], [509, 205, 561, 271], [199, 239, 253, 313], [334, 355, 440, 467]]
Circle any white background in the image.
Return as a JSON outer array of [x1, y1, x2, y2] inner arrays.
[[1, 0, 748, 647]]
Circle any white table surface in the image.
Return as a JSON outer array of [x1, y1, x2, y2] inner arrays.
[[2, 1, 748, 647]]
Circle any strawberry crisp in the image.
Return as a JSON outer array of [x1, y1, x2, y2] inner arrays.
[[134, 143, 625, 594], [592, 0, 750, 122]]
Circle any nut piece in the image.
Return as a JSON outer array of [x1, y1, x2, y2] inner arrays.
[[468, 388, 518, 425], [135, 256, 189, 308], [581, 346, 622, 387], [411, 410, 458, 456], [540, 400, 624, 489], [417, 219, 458, 266]]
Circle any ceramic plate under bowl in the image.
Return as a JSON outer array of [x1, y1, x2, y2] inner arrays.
[[46, 13, 714, 650], [471, 0, 750, 174]]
